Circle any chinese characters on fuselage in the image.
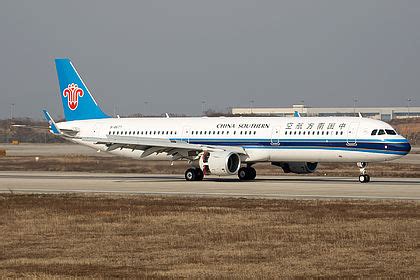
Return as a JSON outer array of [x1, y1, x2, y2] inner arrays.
[[285, 122, 346, 130]]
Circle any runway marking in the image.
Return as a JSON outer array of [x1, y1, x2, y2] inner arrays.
[[1, 188, 419, 200]]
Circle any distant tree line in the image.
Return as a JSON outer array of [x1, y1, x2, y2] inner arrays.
[[0, 118, 65, 143]]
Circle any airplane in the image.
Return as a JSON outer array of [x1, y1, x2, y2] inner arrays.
[[43, 58, 411, 183]]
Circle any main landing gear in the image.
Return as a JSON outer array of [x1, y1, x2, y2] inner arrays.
[[238, 166, 257, 180], [185, 168, 204, 181], [357, 162, 370, 183]]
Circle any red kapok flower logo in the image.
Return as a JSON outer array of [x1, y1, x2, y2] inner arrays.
[[63, 83, 84, 110]]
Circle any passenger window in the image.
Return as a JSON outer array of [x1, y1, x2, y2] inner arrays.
[[385, 129, 397, 135], [378, 129, 385, 135]]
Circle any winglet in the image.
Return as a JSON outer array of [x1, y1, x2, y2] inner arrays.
[[294, 111, 301, 117], [42, 110, 61, 135]]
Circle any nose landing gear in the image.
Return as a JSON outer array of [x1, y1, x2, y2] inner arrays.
[[357, 162, 370, 183]]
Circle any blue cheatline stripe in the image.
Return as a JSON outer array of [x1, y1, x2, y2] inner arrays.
[[169, 137, 410, 155], [241, 146, 407, 155], [171, 137, 408, 143]]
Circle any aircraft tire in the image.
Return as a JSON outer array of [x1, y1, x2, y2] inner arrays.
[[195, 168, 204, 181], [238, 167, 256, 180], [185, 168, 197, 181]]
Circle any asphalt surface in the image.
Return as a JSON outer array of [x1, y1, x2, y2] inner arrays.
[[0, 171, 418, 200]]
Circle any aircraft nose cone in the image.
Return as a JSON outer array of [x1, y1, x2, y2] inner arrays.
[[405, 141, 411, 154]]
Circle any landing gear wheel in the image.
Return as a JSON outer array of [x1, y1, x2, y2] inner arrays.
[[185, 168, 204, 181], [195, 168, 204, 181], [248, 167, 256, 180], [358, 174, 371, 183], [357, 162, 371, 183], [238, 167, 248, 180], [185, 168, 197, 181], [238, 167, 257, 180]]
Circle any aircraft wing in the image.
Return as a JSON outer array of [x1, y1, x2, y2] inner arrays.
[[83, 135, 247, 160]]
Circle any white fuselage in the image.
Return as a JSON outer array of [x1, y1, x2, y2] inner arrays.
[[57, 116, 411, 164]]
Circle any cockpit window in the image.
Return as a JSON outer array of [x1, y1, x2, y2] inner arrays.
[[385, 129, 397, 135], [371, 129, 378, 136], [378, 129, 385, 135]]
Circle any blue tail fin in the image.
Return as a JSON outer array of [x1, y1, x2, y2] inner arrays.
[[55, 58, 110, 121]]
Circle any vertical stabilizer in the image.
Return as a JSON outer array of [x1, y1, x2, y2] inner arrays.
[[55, 58, 109, 121]]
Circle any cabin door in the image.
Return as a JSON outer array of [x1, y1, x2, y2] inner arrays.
[[346, 122, 359, 146], [182, 126, 191, 143], [270, 127, 281, 145]]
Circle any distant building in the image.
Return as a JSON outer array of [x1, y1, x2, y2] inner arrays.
[[231, 105, 420, 120]]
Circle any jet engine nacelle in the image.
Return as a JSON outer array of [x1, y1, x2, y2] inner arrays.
[[272, 162, 318, 174], [200, 151, 241, 176]]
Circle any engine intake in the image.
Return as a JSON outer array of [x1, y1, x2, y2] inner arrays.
[[272, 162, 318, 174], [200, 152, 241, 176]]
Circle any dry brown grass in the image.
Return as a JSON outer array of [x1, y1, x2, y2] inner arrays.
[[0, 155, 419, 178], [0, 195, 418, 279], [391, 118, 420, 145]]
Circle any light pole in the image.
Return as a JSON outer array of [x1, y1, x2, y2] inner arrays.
[[113, 105, 117, 118], [10, 103, 15, 121], [300, 100, 304, 115], [201, 100, 206, 116], [249, 100, 255, 115], [407, 98, 411, 118], [353, 97, 358, 116], [144, 101, 149, 116], [7, 104, 15, 143]]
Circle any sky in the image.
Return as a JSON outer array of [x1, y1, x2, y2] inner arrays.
[[0, 0, 419, 119]]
